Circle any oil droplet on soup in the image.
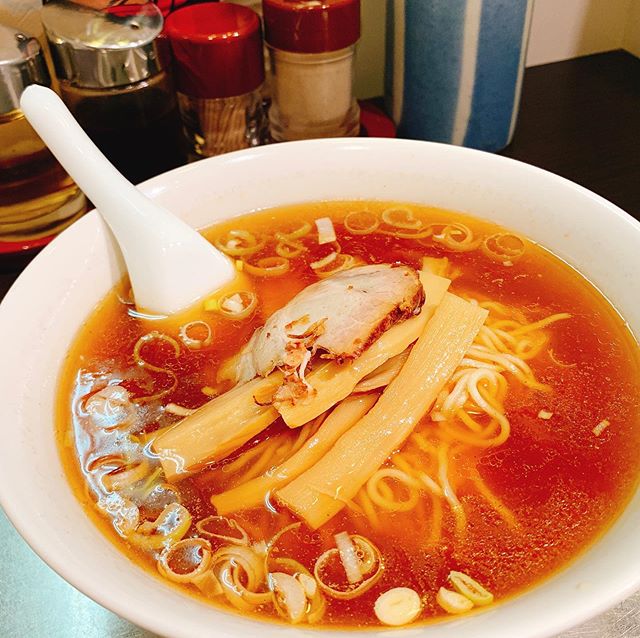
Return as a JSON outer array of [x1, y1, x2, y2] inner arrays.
[[57, 201, 640, 628]]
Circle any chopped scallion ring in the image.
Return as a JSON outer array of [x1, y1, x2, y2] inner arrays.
[[310, 251, 338, 270], [214, 230, 265, 257], [279, 221, 312, 241], [431, 223, 480, 252], [448, 570, 494, 606], [436, 586, 474, 614], [344, 210, 379, 235], [275, 236, 306, 258], [374, 587, 422, 626], [158, 537, 212, 584], [381, 206, 422, 229], [481, 232, 526, 263], [311, 253, 358, 278], [178, 320, 212, 350], [243, 257, 291, 277], [269, 572, 308, 623], [208, 291, 258, 320], [196, 515, 250, 546], [314, 534, 383, 600]]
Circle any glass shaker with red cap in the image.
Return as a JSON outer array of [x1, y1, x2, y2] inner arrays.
[[262, 0, 361, 141], [166, 2, 267, 159]]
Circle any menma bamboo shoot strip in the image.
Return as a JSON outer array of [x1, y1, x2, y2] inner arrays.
[[277, 294, 488, 529], [211, 393, 379, 514], [153, 373, 283, 481]]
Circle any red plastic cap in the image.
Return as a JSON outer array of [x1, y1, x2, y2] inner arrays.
[[263, 0, 360, 54], [165, 3, 265, 99]]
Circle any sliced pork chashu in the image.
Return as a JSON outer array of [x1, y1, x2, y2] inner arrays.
[[233, 264, 424, 387]]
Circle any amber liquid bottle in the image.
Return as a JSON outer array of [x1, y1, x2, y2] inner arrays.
[[0, 109, 85, 241]]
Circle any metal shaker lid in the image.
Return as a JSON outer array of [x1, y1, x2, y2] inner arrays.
[[41, 1, 164, 90], [0, 24, 50, 116]]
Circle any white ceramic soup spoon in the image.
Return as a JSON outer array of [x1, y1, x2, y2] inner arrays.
[[20, 85, 234, 316]]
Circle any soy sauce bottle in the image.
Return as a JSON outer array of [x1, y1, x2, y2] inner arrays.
[[41, 1, 186, 184]]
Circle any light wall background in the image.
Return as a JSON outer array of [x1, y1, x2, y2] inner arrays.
[[526, 0, 636, 65], [0, 0, 45, 34], [355, 0, 640, 98]]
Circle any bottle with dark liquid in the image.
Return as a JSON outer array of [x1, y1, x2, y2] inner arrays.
[[0, 24, 86, 246], [41, 1, 186, 185]]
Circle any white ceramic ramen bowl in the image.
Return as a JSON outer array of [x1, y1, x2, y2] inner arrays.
[[0, 139, 639, 638]]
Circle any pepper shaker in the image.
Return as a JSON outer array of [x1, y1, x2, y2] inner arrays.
[[166, 2, 267, 159], [263, 0, 361, 142], [41, 1, 186, 184]]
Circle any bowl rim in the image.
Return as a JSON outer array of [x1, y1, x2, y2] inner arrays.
[[1, 137, 640, 638]]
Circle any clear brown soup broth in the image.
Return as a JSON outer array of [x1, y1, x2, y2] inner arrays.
[[58, 201, 640, 627]]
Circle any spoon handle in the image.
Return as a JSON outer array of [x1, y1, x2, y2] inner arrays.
[[20, 85, 234, 314]]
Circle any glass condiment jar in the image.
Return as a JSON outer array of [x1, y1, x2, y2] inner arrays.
[[41, 1, 186, 185], [0, 23, 86, 247], [166, 2, 267, 159], [262, 0, 361, 142]]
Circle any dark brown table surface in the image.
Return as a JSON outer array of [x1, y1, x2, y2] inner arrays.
[[501, 49, 640, 219], [0, 49, 639, 638]]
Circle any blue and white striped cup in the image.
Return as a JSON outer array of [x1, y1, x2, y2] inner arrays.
[[385, 0, 533, 152]]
